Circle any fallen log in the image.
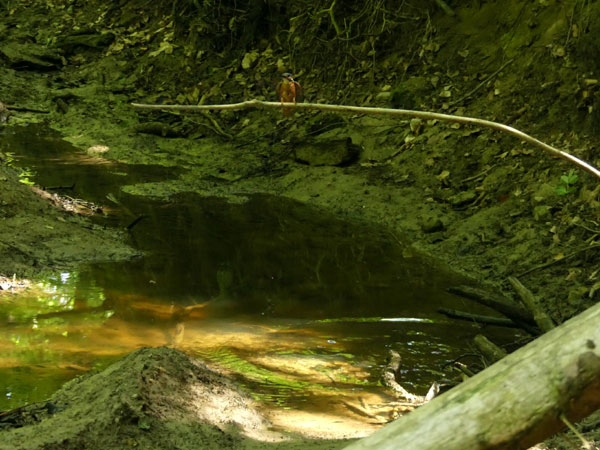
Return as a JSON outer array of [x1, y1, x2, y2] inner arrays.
[[344, 301, 600, 450]]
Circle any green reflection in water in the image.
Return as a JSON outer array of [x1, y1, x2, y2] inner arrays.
[[0, 271, 118, 410], [0, 125, 524, 419]]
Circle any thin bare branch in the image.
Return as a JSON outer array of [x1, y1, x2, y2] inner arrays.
[[131, 100, 600, 180]]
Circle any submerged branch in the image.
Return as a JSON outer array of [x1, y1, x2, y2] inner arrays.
[[345, 301, 600, 450], [131, 100, 600, 180], [437, 307, 520, 328]]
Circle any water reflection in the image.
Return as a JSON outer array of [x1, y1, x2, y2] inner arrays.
[[0, 253, 493, 421], [0, 125, 521, 434]]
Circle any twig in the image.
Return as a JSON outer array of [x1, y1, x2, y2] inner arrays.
[[473, 334, 507, 363], [200, 111, 232, 139], [450, 59, 514, 106], [383, 350, 423, 403], [382, 350, 442, 405], [131, 100, 600, 180], [454, 361, 475, 378], [508, 276, 555, 332], [447, 285, 537, 330], [126, 215, 147, 231], [434, 0, 455, 16], [461, 164, 496, 184], [45, 183, 75, 190], [517, 243, 600, 277], [560, 413, 594, 449], [573, 221, 600, 235], [319, 0, 342, 36], [438, 307, 520, 328]]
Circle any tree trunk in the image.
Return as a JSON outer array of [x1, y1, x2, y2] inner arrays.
[[344, 302, 600, 450]]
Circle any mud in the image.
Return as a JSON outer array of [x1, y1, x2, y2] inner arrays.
[[0, 163, 138, 279], [0, 347, 350, 450]]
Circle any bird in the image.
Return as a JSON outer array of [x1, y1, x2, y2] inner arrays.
[[276, 72, 303, 116]]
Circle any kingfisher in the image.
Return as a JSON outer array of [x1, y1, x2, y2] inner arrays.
[[276, 72, 303, 116]]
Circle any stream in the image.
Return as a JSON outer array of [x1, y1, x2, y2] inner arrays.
[[0, 124, 520, 433]]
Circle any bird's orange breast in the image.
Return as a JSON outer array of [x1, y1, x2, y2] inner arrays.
[[277, 80, 294, 103], [276, 79, 303, 116]]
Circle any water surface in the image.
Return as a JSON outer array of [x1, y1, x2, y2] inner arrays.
[[0, 125, 519, 432]]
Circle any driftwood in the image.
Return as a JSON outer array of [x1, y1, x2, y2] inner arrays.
[[344, 301, 600, 450], [131, 100, 600, 180], [447, 285, 539, 335], [437, 307, 520, 328], [382, 350, 439, 405], [508, 276, 555, 333], [473, 334, 508, 363]]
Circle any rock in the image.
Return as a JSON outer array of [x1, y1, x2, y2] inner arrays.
[[55, 32, 116, 55], [0, 41, 63, 71], [421, 216, 445, 233], [448, 190, 477, 208], [390, 77, 432, 109], [533, 205, 552, 221], [294, 137, 361, 166]]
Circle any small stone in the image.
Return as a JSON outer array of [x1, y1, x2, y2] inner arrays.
[[375, 91, 391, 100], [294, 137, 361, 166], [567, 285, 588, 306], [533, 205, 552, 221], [421, 216, 445, 233], [449, 190, 477, 208]]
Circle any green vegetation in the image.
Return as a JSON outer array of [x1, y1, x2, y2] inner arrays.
[[555, 169, 579, 196]]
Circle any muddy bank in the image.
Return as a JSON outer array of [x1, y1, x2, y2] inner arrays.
[[0, 347, 350, 450], [0, 162, 138, 279]]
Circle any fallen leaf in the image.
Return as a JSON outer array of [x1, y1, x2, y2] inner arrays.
[[437, 170, 450, 181]]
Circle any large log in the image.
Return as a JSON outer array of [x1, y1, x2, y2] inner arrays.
[[344, 302, 600, 450]]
